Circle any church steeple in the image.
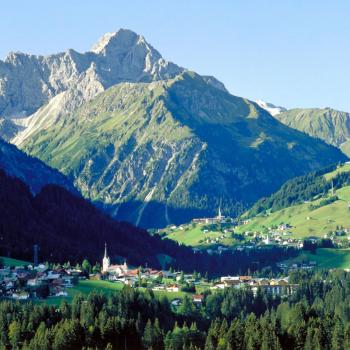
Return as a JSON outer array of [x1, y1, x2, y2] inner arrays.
[[102, 243, 110, 273], [104, 242, 108, 258]]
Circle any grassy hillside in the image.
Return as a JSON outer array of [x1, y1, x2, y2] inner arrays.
[[236, 163, 350, 238], [286, 248, 350, 269], [43, 279, 189, 306], [276, 107, 350, 156], [19, 72, 347, 228], [163, 224, 236, 248]]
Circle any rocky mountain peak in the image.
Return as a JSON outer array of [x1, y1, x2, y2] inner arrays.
[[91, 29, 157, 57], [0, 29, 184, 121]]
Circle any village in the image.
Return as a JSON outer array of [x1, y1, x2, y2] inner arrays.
[[0, 208, 328, 305], [0, 243, 301, 307], [160, 204, 350, 261], [159, 208, 306, 256]]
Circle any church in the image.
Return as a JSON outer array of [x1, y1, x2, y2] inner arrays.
[[102, 243, 129, 276], [192, 206, 226, 225]]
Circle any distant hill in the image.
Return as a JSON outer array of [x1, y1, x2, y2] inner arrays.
[[239, 162, 350, 238], [275, 107, 350, 157]]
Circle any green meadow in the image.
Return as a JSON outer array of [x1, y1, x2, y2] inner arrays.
[[286, 248, 350, 269], [163, 224, 237, 248], [236, 185, 350, 238]]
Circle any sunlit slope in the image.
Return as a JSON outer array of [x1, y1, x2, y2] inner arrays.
[[237, 163, 350, 238], [276, 107, 350, 157]]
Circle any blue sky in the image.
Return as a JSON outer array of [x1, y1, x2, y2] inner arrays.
[[1, 1, 350, 111]]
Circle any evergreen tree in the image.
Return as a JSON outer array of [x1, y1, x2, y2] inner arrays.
[[8, 320, 21, 350]]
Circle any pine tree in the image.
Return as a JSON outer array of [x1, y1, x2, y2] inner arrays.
[[332, 318, 344, 350], [8, 320, 21, 350], [142, 319, 154, 349]]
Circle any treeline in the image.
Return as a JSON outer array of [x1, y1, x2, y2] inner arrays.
[[2, 270, 350, 349], [248, 163, 350, 217], [309, 195, 338, 211], [0, 169, 296, 277]]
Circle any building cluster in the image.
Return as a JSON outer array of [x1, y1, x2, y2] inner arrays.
[[0, 264, 82, 300], [102, 244, 163, 286], [277, 260, 317, 272], [211, 275, 297, 296], [239, 223, 304, 250], [192, 207, 227, 225], [101, 244, 296, 301]]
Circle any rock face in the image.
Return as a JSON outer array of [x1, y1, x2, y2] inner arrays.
[[0, 139, 75, 194], [0, 29, 183, 121], [275, 108, 350, 157], [0, 29, 347, 228]]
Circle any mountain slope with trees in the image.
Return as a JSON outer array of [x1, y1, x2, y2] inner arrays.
[[0, 168, 294, 275], [0, 139, 75, 194], [240, 163, 350, 237]]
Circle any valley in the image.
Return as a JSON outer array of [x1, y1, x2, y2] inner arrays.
[[157, 162, 350, 271], [1, 12, 350, 348]]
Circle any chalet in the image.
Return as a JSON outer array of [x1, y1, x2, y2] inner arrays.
[[210, 282, 226, 290], [27, 278, 41, 287], [152, 285, 166, 291], [46, 272, 61, 280], [224, 280, 241, 288], [193, 294, 204, 304], [239, 276, 252, 282], [166, 284, 180, 292], [162, 270, 175, 278], [221, 276, 240, 283], [11, 292, 29, 300]]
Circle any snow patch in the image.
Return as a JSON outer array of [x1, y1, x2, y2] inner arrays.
[[256, 100, 287, 116]]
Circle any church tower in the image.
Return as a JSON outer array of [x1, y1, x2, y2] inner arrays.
[[102, 243, 110, 273], [217, 205, 224, 220]]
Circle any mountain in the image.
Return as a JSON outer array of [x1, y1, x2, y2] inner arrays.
[[240, 162, 350, 237], [275, 108, 350, 157], [255, 100, 287, 116], [17, 70, 347, 228], [0, 29, 347, 227], [0, 138, 75, 194]]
